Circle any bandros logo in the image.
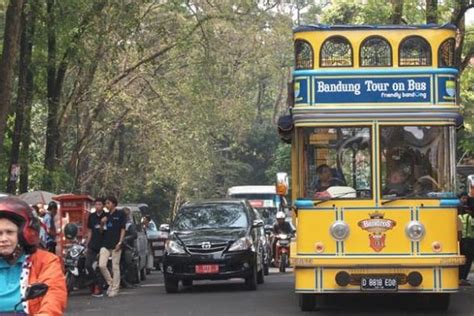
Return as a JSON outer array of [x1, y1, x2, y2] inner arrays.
[[358, 212, 396, 252]]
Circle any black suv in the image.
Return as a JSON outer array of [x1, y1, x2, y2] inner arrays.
[[163, 199, 265, 293]]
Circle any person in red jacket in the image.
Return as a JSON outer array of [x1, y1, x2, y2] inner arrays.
[[0, 197, 67, 315]]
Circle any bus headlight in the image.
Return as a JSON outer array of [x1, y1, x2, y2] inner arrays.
[[405, 221, 425, 241], [330, 221, 350, 241]]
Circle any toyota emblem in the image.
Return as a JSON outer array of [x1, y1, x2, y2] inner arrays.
[[201, 242, 211, 249]]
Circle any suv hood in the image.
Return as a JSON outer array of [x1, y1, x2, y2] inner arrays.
[[173, 228, 247, 246]]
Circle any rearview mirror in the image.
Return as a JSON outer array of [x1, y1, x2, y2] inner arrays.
[[159, 224, 170, 232]]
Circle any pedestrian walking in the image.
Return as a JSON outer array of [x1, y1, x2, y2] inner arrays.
[[43, 201, 58, 254], [98, 196, 126, 297], [0, 197, 67, 315], [85, 197, 108, 297]]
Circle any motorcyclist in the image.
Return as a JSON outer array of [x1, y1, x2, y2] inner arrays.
[[0, 197, 67, 315], [272, 211, 294, 236], [272, 211, 295, 261]]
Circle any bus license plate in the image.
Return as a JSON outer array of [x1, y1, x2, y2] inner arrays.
[[195, 264, 219, 274], [361, 277, 397, 291]]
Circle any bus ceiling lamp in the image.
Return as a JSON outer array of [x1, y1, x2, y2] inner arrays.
[[405, 221, 425, 241]]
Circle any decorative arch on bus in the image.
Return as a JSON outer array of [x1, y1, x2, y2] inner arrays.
[[320, 36, 353, 67], [438, 38, 455, 68], [360, 36, 392, 67], [295, 39, 313, 70], [399, 36, 432, 66]]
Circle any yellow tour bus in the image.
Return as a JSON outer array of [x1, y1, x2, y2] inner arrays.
[[277, 24, 466, 311]]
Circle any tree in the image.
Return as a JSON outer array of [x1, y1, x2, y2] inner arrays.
[[0, 0, 24, 151]]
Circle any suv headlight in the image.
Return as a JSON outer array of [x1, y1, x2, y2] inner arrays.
[[165, 240, 186, 254], [228, 237, 253, 252], [405, 221, 425, 241], [330, 221, 350, 241]]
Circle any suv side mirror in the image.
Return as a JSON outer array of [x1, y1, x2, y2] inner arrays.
[[252, 219, 264, 228]]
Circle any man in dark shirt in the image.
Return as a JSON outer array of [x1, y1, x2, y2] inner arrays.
[[85, 197, 107, 297], [98, 195, 126, 297]]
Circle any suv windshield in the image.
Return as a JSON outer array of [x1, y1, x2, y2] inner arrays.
[[173, 203, 249, 231]]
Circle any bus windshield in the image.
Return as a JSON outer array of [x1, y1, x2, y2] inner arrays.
[[302, 127, 372, 199], [380, 125, 456, 198]]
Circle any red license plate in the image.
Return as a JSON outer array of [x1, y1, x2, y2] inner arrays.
[[195, 264, 219, 274]]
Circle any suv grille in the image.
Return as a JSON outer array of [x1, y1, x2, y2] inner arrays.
[[186, 242, 228, 254]]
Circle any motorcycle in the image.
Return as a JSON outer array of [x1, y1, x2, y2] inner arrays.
[[64, 240, 88, 293], [274, 233, 291, 273]]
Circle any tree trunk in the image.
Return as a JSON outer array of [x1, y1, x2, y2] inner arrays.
[[19, 0, 37, 193], [0, 0, 25, 150], [425, 0, 438, 24], [43, 0, 58, 190], [390, 0, 404, 24], [6, 1, 35, 193]]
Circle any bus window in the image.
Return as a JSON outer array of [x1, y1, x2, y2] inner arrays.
[[302, 127, 372, 199], [399, 36, 431, 66], [320, 36, 353, 67], [295, 40, 313, 70], [380, 126, 455, 198], [360, 36, 392, 67], [438, 38, 455, 68]]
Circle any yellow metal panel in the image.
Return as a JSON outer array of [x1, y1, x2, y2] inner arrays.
[[419, 208, 458, 254], [295, 268, 316, 291], [297, 209, 337, 255], [343, 209, 412, 255], [441, 267, 458, 290]]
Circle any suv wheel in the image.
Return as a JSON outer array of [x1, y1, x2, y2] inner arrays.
[[245, 264, 258, 290], [182, 279, 193, 287], [164, 276, 179, 293]]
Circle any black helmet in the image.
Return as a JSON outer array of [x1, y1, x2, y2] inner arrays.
[[64, 223, 78, 240], [47, 201, 58, 211]]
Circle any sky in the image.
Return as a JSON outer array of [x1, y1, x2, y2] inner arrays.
[[467, 8, 473, 26]]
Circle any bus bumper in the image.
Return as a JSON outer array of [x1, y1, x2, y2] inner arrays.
[[292, 255, 465, 293]]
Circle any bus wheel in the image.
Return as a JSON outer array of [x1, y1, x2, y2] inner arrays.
[[427, 293, 450, 311], [299, 294, 316, 311]]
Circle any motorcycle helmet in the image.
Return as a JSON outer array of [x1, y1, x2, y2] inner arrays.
[[64, 223, 78, 240], [0, 197, 40, 251], [276, 211, 286, 219]]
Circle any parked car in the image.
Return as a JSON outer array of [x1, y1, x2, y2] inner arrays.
[[147, 223, 169, 271], [117, 205, 148, 281], [162, 199, 265, 293]]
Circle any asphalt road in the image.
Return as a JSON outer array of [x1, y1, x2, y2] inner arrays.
[[66, 269, 474, 316]]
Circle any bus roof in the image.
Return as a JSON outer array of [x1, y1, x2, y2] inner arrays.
[[294, 23, 456, 33], [227, 185, 276, 195]]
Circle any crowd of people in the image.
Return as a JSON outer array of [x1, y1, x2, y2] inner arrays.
[[0, 195, 159, 314]]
